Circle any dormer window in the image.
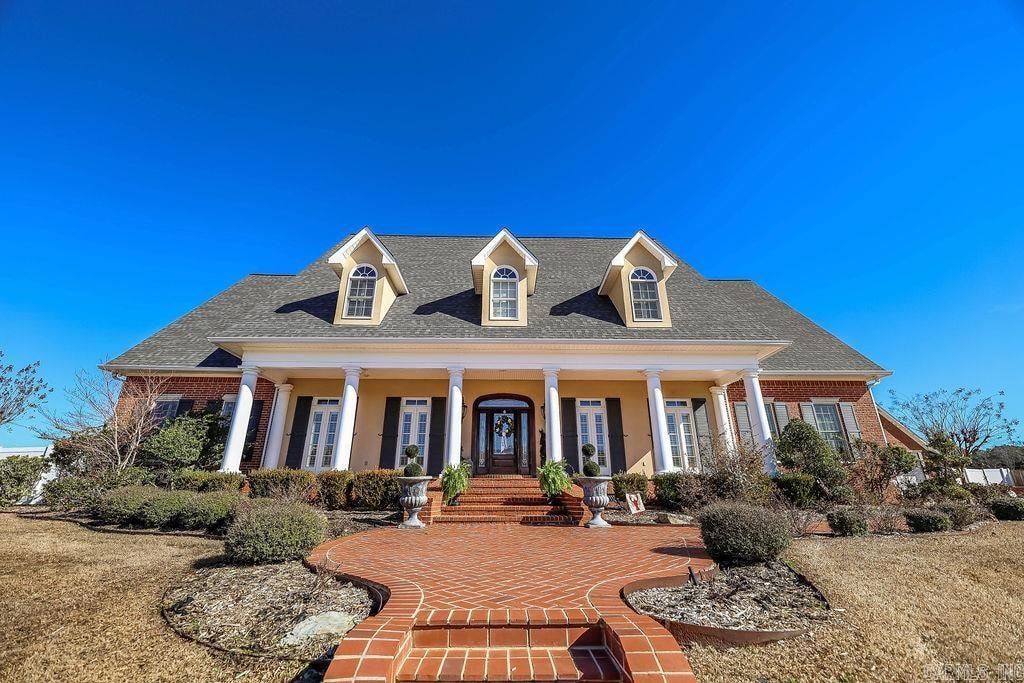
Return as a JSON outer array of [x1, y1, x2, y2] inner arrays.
[[345, 264, 377, 318], [490, 266, 519, 320], [630, 267, 661, 321]]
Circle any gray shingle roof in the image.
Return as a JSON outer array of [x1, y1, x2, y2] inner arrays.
[[106, 234, 887, 376]]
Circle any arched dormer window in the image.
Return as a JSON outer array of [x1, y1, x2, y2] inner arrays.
[[630, 267, 661, 321], [345, 264, 377, 318], [490, 266, 519, 320]]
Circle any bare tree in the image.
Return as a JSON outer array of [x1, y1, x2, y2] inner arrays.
[[888, 387, 1020, 460], [40, 370, 167, 473], [0, 350, 51, 430]]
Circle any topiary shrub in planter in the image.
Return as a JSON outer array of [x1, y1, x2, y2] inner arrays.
[[179, 491, 245, 533], [350, 469, 402, 510], [224, 501, 328, 565], [904, 508, 951, 533], [826, 507, 869, 536], [581, 456, 602, 478], [247, 469, 317, 500], [138, 490, 197, 529], [537, 460, 572, 501], [0, 455, 48, 505], [42, 476, 102, 512], [402, 445, 425, 477], [94, 486, 164, 526], [989, 496, 1024, 521], [774, 472, 818, 509], [317, 470, 353, 510], [171, 468, 244, 493], [697, 502, 791, 567], [611, 472, 649, 503]]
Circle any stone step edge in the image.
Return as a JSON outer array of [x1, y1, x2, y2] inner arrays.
[[415, 608, 603, 628], [395, 645, 622, 683]]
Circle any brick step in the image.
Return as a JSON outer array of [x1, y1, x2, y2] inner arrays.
[[458, 482, 543, 491], [434, 514, 577, 525], [451, 496, 552, 505], [442, 504, 565, 513], [397, 646, 621, 682]]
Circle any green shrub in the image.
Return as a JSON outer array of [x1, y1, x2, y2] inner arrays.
[[0, 455, 48, 505], [351, 469, 403, 509], [179, 491, 245, 532], [964, 482, 1011, 506], [774, 472, 818, 508], [611, 472, 649, 503], [697, 502, 791, 567], [225, 501, 328, 564], [440, 461, 471, 504], [96, 466, 155, 489], [826, 507, 869, 536], [94, 486, 164, 526], [42, 476, 102, 511], [936, 501, 982, 530], [317, 470, 353, 510], [537, 460, 572, 499], [776, 420, 848, 489], [171, 468, 244, 492], [581, 459, 602, 477], [989, 496, 1024, 521], [247, 469, 318, 499], [703, 469, 750, 501], [138, 490, 197, 529], [904, 508, 951, 533], [141, 414, 209, 471]]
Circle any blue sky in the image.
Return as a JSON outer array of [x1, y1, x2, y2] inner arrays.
[[2, 1, 1022, 446]]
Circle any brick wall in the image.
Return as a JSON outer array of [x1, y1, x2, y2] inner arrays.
[[725, 379, 886, 444], [121, 374, 275, 472], [879, 412, 926, 452]]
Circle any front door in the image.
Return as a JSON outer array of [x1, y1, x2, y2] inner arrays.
[[474, 396, 533, 475]]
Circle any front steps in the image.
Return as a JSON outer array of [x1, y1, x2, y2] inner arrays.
[[432, 475, 580, 526]]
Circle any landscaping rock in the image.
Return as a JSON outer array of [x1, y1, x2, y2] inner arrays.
[[656, 511, 696, 526], [279, 611, 356, 647]]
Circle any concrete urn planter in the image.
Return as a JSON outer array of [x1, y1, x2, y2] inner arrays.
[[576, 476, 613, 528], [397, 476, 433, 529]]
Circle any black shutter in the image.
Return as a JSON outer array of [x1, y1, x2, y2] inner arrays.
[[560, 397, 579, 474], [205, 399, 223, 415], [379, 397, 402, 470], [605, 398, 627, 475], [284, 397, 312, 469], [242, 400, 265, 461], [692, 398, 712, 456], [175, 399, 194, 417], [427, 397, 447, 476]]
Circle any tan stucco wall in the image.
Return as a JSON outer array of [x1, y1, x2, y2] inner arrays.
[[279, 377, 719, 474], [480, 241, 529, 327], [332, 240, 399, 325]]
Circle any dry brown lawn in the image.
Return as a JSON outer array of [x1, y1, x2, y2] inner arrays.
[[0, 512, 305, 683], [687, 523, 1024, 683]]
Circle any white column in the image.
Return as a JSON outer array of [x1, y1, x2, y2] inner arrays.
[[332, 367, 361, 471], [445, 367, 465, 468], [543, 368, 563, 463], [645, 369, 674, 473], [220, 366, 260, 473], [742, 369, 778, 475], [709, 385, 737, 452], [260, 383, 292, 469]]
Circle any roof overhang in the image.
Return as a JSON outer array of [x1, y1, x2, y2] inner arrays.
[[598, 230, 678, 295], [326, 227, 409, 295], [471, 228, 539, 295]]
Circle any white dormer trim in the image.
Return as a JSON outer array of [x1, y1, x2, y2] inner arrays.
[[327, 227, 409, 295], [598, 230, 678, 295], [471, 227, 539, 295]]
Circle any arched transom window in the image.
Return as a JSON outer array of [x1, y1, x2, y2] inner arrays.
[[630, 267, 661, 321], [345, 264, 377, 318], [490, 266, 519, 320]]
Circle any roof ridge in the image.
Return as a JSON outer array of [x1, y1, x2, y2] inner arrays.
[[373, 233, 634, 240]]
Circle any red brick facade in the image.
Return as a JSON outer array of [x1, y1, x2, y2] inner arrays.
[[725, 378, 886, 444], [121, 374, 276, 472], [879, 410, 927, 453]]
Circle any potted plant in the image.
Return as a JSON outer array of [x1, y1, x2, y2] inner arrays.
[[577, 444, 612, 528], [397, 445, 432, 528], [537, 459, 571, 505], [440, 459, 471, 506]]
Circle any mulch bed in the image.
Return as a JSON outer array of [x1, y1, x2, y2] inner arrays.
[[162, 561, 373, 661], [326, 509, 402, 537], [627, 561, 829, 632]]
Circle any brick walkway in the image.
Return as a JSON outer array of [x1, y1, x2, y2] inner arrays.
[[308, 524, 713, 683]]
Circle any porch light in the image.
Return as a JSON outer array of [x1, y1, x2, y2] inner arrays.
[[462, 403, 468, 420]]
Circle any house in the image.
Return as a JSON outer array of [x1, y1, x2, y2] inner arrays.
[[104, 228, 895, 483]]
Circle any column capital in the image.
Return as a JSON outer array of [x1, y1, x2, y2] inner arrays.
[[741, 368, 760, 379], [542, 367, 560, 379], [342, 366, 362, 380], [643, 368, 663, 381], [709, 385, 727, 396], [239, 364, 261, 376], [447, 366, 465, 379], [275, 383, 293, 392]]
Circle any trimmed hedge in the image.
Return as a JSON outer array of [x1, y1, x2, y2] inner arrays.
[[652, 472, 709, 511], [697, 502, 790, 567], [703, 469, 746, 501], [247, 469, 317, 499], [42, 476, 102, 512], [171, 468, 244, 493], [904, 508, 951, 533], [936, 501, 982, 530], [225, 501, 328, 565], [774, 472, 818, 509], [179, 491, 246, 532], [611, 472, 649, 503], [350, 469, 402, 510], [990, 496, 1024, 521], [317, 470, 353, 510], [94, 486, 164, 526], [826, 507, 869, 536], [0, 455, 48, 505], [138, 490, 197, 529]]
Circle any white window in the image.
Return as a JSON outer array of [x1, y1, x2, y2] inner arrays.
[[630, 267, 661, 321], [304, 398, 340, 472], [664, 400, 700, 471], [153, 395, 181, 425], [576, 399, 611, 475], [345, 264, 377, 318], [397, 398, 431, 467], [220, 394, 237, 420], [490, 266, 519, 320], [812, 403, 847, 455]]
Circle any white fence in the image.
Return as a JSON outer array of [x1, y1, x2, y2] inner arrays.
[[962, 467, 1014, 486]]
